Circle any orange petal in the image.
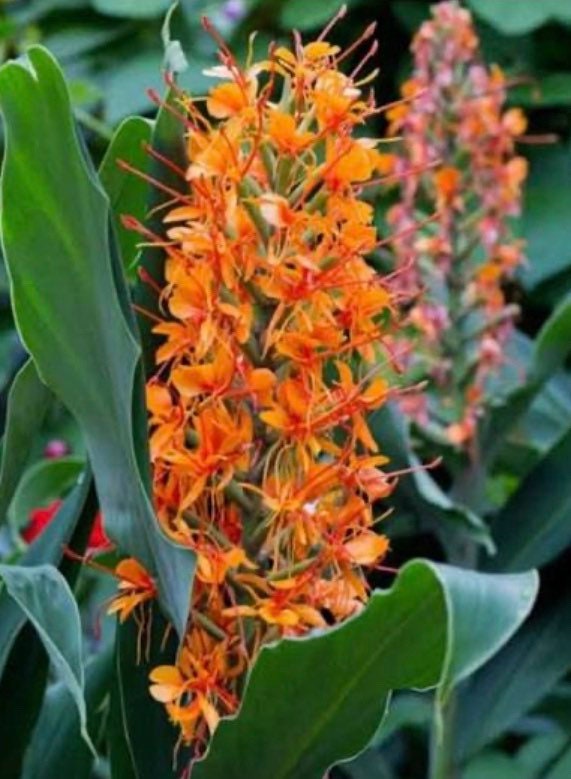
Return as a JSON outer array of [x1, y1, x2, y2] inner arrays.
[[345, 532, 389, 565]]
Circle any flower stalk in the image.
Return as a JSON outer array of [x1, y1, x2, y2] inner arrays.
[[386, 0, 528, 454], [111, 12, 410, 757]]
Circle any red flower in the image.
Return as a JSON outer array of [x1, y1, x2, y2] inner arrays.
[[22, 499, 111, 551], [23, 501, 61, 543]]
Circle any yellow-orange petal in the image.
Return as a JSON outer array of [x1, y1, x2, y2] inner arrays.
[[345, 531, 389, 565], [259, 604, 299, 627], [199, 694, 221, 735], [207, 81, 250, 119]]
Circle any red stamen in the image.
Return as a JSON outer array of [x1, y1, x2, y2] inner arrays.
[[117, 158, 194, 205]]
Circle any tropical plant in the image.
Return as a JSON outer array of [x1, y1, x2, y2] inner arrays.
[[1, 2, 571, 779]]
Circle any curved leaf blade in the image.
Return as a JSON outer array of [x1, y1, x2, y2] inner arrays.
[[456, 590, 571, 759], [22, 645, 113, 779], [0, 472, 94, 676], [100, 116, 153, 276], [0, 563, 93, 752], [0, 46, 194, 635], [487, 427, 571, 571], [194, 561, 537, 779], [370, 404, 493, 551], [0, 359, 52, 526]]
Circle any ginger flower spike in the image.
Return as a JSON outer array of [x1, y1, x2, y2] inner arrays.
[[116, 11, 406, 758], [386, 0, 527, 451]]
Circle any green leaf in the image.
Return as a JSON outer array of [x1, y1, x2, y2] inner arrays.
[[545, 744, 571, 779], [482, 293, 571, 465], [110, 609, 190, 779], [468, 0, 571, 34], [0, 476, 96, 778], [533, 291, 571, 384], [99, 116, 153, 275], [487, 426, 571, 571], [521, 142, 571, 292], [8, 455, 84, 529], [0, 564, 93, 752], [93, 0, 172, 19], [0, 360, 52, 526], [370, 404, 493, 551], [194, 561, 537, 779], [102, 49, 163, 125], [463, 751, 523, 779], [517, 733, 569, 777], [23, 645, 113, 779], [0, 46, 194, 637], [368, 692, 433, 747], [0, 625, 49, 779], [456, 591, 571, 760], [0, 474, 94, 677]]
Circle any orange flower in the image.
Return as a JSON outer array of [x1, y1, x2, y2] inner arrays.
[[149, 631, 240, 743], [434, 166, 461, 203], [117, 10, 403, 757], [108, 559, 156, 622]]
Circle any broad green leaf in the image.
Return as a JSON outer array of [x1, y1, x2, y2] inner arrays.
[[0, 474, 95, 677], [463, 751, 523, 779], [194, 561, 537, 779], [545, 744, 571, 779], [99, 116, 153, 275], [111, 610, 191, 779], [8, 455, 84, 529], [0, 564, 93, 752], [468, 0, 571, 34], [370, 404, 493, 551], [533, 290, 571, 383], [0, 46, 194, 636], [342, 750, 395, 779], [521, 143, 571, 292], [456, 591, 571, 759], [22, 645, 113, 779], [93, 0, 171, 19], [369, 693, 433, 747], [0, 625, 49, 779], [0, 475, 96, 778], [0, 360, 52, 526], [487, 426, 571, 571], [482, 293, 571, 465], [517, 733, 569, 777], [102, 49, 164, 125]]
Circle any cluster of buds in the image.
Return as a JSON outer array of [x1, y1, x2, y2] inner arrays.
[[113, 12, 405, 756], [386, 0, 527, 450]]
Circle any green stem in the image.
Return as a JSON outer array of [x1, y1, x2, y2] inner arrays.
[[429, 692, 459, 779]]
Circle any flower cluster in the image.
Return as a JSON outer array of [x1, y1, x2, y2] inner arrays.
[[114, 15, 403, 755], [386, 0, 527, 449]]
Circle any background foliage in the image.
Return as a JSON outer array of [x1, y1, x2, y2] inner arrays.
[[0, 1, 571, 778]]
